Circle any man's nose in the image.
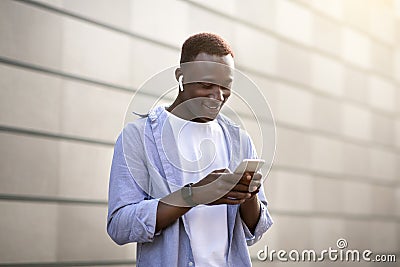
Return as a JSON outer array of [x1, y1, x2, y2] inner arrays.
[[209, 86, 224, 101]]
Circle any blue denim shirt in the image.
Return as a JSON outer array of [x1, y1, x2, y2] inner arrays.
[[107, 106, 273, 266]]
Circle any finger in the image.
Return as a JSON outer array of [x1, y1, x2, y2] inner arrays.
[[225, 191, 251, 200], [195, 173, 234, 190], [193, 174, 239, 201], [238, 178, 251, 186], [217, 197, 246, 205], [239, 172, 262, 186], [252, 173, 262, 180], [250, 180, 261, 186], [238, 172, 255, 185], [232, 183, 251, 192], [249, 180, 262, 190], [250, 189, 260, 196], [248, 185, 260, 193], [244, 172, 252, 182], [217, 173, 242, 187]]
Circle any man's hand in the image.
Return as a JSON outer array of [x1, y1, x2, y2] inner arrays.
[[237, 171, 262, 199], [191, 169, 261, 205]]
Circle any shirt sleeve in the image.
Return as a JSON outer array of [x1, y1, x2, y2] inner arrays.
[[241, 131, 274, 246], [107, 132, 159, 245], [242, 186, 274, 246]]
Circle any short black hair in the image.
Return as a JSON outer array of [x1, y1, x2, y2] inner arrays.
[[180, 32, 234, 64]]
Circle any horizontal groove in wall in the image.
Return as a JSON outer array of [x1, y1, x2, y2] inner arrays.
[[0, 260, 135, 267], [288, 0, 396, 50], [15, 0, 178, 52], [0, 193, 398, 223], [240, 64, 398, 120], [270, 209, 400, 223], [0, 56, 168, 102], [0, 56, 134, 94], [274, 120, 400, 155], [6, 0, 400, 120], [272, 164, 399, 188], [0, 125, 114, 146], [224, 108, 399, 155], [0, 194, 107, 206]]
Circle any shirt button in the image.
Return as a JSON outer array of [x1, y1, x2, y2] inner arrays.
[[188, 262, 194, 266]]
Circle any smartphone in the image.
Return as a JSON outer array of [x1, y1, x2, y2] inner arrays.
[[234, 159, 265, 174], [234, 159, 265, 193]]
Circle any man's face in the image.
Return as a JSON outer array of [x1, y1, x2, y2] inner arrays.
[[179, 53, 234, 122]]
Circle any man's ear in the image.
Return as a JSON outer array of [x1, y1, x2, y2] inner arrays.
[[175, 68, 183, 81]]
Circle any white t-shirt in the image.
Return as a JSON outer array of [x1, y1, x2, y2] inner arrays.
[[167, 110, 229, 267]]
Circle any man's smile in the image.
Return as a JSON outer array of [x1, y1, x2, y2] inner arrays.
[[203, 103, 220, 109]]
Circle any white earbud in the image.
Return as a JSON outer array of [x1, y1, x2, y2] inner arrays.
[[178, 75, 184, 92]]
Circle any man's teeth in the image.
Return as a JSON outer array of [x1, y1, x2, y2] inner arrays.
[[206, 105, 219, 109]]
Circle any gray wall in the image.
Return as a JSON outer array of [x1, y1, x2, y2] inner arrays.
[[0, 0, 399, 266]]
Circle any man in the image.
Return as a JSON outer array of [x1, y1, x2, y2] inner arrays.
[[107, 33, 273, 266]]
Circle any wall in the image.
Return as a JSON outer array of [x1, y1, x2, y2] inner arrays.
[[0, 0, 399, 266]]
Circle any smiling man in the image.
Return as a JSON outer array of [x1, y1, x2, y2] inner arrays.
[[168, 51, 234, 123], [107, 33, 273, 267]]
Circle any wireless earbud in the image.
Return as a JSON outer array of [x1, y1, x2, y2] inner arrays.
[[178, 75, 184, 92]]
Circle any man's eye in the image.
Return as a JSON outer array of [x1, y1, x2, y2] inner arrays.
[[198, 82, 213, 88]]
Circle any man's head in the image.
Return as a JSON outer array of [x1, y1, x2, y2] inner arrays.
[[180, 32, 234, 64], [171, 33, 235, 122]]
